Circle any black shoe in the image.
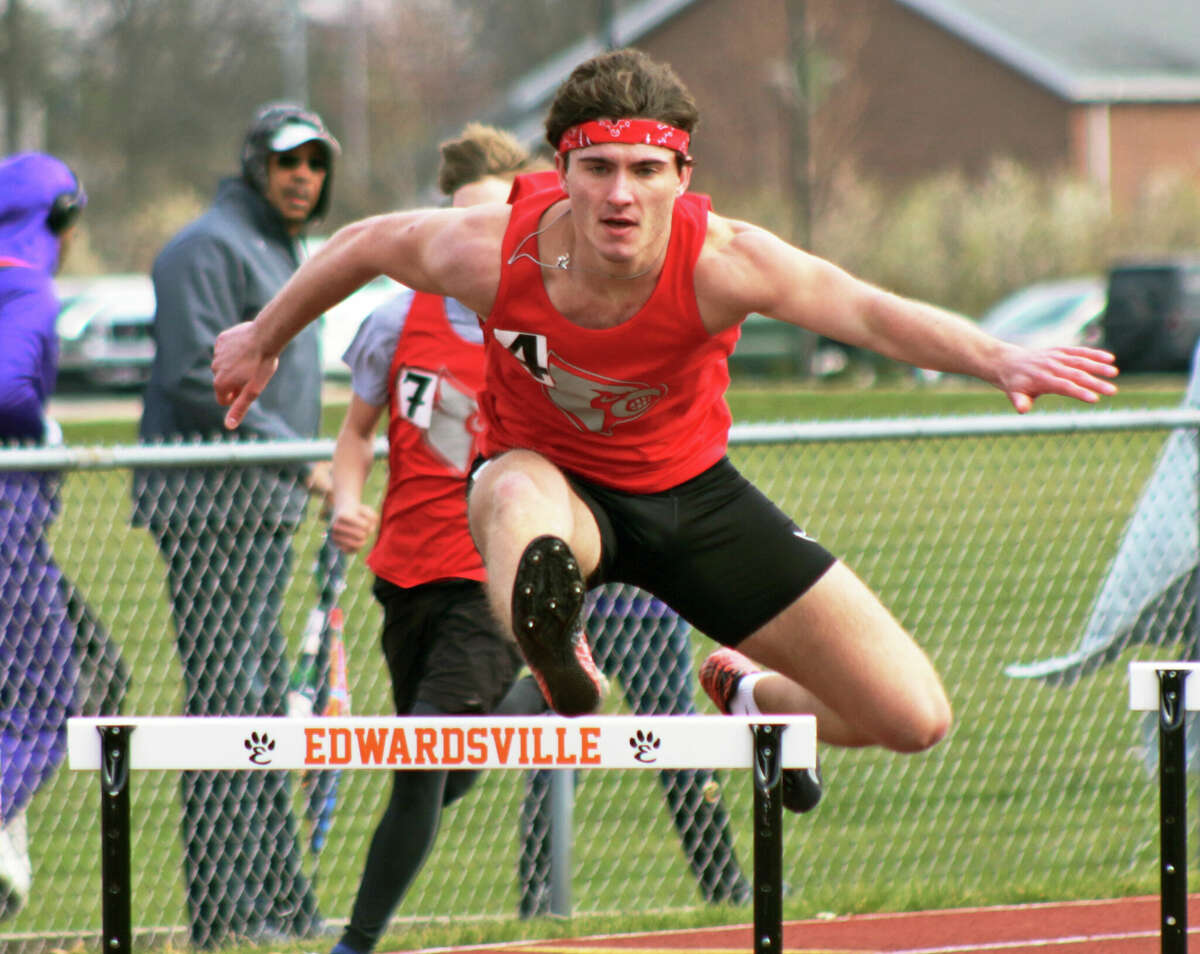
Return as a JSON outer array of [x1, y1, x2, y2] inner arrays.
[[511, 536, 604, 716], [782, 764, 823, 814]]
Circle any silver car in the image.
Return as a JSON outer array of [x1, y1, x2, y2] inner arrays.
[[978, 276, 1106, 350], [55, 273, 156, 388]]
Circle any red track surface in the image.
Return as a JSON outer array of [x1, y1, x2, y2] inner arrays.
[[395, 896, 1199, 954]]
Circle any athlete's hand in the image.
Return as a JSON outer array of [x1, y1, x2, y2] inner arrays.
[[330, 502, 379, 554], [213, 322, 278, 429], [999, 346, 1118, 413]]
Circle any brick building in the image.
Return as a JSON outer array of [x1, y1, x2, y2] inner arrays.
[[488, 0, 1200, 222]]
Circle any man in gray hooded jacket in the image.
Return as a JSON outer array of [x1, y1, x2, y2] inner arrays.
[[133, 102, 339, 949]]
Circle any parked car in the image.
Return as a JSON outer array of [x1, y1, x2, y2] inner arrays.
[[55, 264, 402, 389], [305, 236, 405, 377], [728, 313, 816, 377], [977, 276, 1106, 350], [319, 275, 404, 378], [1102, 257, 1200, 373], [55, 273, 156, 388]]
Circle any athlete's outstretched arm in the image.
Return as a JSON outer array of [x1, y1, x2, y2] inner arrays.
[[213, 204, 505, 428], [700, 220, 1118, 411]]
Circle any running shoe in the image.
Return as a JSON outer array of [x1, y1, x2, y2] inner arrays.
[[699, 647, 757, 715], [0, 809, 31, 921], [698, 647, 823, 814], [511, 535, 604, 716], [782, 765, 824, 814]]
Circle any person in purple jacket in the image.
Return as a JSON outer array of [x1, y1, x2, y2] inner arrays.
[[0, 151, 86, 921]]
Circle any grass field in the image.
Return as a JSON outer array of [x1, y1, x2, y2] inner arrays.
[[21, 375, 1193, 954]]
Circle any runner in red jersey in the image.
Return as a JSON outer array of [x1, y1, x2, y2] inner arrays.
[[326, 128, 752, 952], [325, 128, 528, 954], [213, 50, 1119, 812], [481, 181, 734, 491]]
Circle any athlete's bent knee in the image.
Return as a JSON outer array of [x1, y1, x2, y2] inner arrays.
[[471, 464, 551, 542]]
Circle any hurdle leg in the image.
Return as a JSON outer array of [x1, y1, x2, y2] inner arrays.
[[1156, 669, 1188, 954], [549, 769, 574, 916], [752, 724, 784, 954], [98, 725, 133, 954]]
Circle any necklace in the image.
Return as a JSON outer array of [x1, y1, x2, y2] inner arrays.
[[506, 206, 660, 281]]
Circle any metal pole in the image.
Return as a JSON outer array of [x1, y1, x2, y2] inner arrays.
[[3, 0, 27, 154], [342, 0, 370, 199], [99, 724, 133, 954], [752, 724, 784, 954], [548, 769, 574, 916], [596, 0, 617, 49], [1157, 668, 1187, 954], [281, 0, 308, 105]]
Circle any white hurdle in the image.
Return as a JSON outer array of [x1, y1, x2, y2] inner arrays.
[[68, 714, 816, 954], [1128, 661, 1200, 954]]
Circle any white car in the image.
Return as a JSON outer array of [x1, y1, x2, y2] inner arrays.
[[318, 275, 405, 378], [305, 237, 405, 377], [55, 256, 404, 388], [978, 277, 1106, 350], [55, 273, 157, 388]]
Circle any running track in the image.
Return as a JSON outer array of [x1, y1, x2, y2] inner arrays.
[[396, 896, 1198, 954]]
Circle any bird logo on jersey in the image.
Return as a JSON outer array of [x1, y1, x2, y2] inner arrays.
[[395, 365, 482, 473], [494, 329, 666, 435]]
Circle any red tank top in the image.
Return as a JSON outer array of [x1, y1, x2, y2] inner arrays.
[[367, 293, 487, 587], [480, 190, 739, 492]]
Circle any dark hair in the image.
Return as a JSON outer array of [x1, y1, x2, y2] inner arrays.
[[48, 172, 86, 234], [544, 49, 699, 155], [240, 102, 340, 220], [437, 123, 533, 196]]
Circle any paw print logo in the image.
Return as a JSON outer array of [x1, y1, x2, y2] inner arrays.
[[629, 729, 661, 764], [244, 731, 276, 766]]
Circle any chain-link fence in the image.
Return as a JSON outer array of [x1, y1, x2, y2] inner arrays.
[[1, 409, 1196, 949]]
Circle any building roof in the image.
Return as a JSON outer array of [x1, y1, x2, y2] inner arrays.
[[497, 0, 1200, 141], [897, 0, 1200, 102]]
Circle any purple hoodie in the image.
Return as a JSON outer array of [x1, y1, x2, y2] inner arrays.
[[0, 153, 83, 822], [0, 152, 85, 440]]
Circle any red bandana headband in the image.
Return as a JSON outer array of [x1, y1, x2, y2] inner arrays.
[[557, 118, 691, 157]]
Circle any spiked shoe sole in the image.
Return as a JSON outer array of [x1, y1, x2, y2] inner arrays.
[[511, 535, 603, 716]]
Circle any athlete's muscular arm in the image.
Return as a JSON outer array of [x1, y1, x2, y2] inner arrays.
[[695, 215, 1118, 412], [213, 203, 508, 428]]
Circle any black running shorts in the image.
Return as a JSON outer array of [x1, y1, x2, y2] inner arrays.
[[566, 457, 836, 646], [372, 577, 522, 715]]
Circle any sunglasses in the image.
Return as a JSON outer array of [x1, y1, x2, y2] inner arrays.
[[274, 153, 328, 172]]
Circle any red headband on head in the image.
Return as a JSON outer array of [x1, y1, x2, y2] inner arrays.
[[557, 119, 691, 157]]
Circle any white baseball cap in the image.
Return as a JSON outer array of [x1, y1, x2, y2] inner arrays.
[[269, 120, 336, 154]]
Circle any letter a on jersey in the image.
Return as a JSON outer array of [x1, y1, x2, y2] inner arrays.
[[495, 330, 553, 385]]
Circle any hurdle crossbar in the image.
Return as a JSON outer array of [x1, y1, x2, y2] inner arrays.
[[1129, 661, 1200, 954], [69, 714, 816, 954]]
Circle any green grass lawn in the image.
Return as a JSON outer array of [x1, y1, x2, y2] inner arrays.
[[24, 375, 1191, 953]]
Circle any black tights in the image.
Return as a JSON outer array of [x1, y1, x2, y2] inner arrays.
[[338, 682, 544, 954]]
